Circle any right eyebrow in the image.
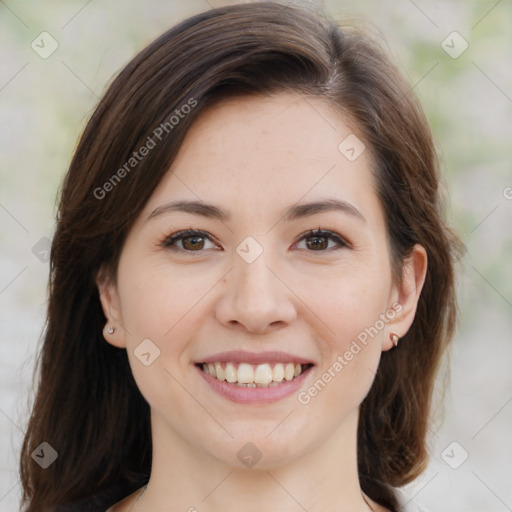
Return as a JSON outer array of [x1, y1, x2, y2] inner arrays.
[[146, 200, 230, 223]]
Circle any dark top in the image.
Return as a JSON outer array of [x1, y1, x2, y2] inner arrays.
[[53, 480, 142, 512]]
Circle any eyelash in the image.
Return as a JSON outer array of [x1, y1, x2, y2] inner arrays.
[[161, 228, 350, 254]]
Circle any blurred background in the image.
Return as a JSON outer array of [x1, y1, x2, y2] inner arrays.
[[0, 1, 510, 510]]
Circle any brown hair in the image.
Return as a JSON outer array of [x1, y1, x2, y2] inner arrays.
[[20, 2, 462, 510]]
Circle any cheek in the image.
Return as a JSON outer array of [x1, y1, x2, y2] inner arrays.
[[296, 266, 390, 399], [296, 261, 391, 339], [116, 261, 209, 406], [116, 258, 222, 389], [118, 258, 208, 338], [297, 288, 387, 415]]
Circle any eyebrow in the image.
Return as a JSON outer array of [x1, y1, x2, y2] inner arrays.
[[146, 198, 366, 224]]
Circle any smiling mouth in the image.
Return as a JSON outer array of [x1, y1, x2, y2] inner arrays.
[[196, 362, 314, 388]]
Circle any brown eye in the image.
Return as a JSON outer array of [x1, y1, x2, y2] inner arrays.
[[162, 230, 216, 252], [305, 235, 329, 251], [296, 229, 348, 252], [181, 235, 205, 250]]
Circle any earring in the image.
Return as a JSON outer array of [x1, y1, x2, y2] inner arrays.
[[106, 326, 115, 334], [390, 332, 399, 347]]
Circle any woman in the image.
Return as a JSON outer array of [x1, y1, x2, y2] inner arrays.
[[19, 2, 462, 511]]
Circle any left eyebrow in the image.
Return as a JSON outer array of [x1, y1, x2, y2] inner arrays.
[[281, 198, 366, 224], [146, 198, 366, 224]]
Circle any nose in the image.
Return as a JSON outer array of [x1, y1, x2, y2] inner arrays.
[[215, 252, 297, 334]]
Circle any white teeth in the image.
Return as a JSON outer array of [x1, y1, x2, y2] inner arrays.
[[215, 362, 225, 381], [225, 362, 237, 383], [254, 363, 273, 384], [237, 363, 254, 384], [284, 363, 295, 381], [272, 363, 284, 382], [202, 361, 308, 386]]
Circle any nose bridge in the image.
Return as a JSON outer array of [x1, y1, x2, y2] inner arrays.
[[234, 232, 276, 289], [215, 238, 296, 333], [233, 244, 280, 308]]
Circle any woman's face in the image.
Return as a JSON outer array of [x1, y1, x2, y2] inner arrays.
[[99, 93, 424, 469]]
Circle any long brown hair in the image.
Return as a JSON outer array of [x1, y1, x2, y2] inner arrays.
[[20, 2, 462, 510]]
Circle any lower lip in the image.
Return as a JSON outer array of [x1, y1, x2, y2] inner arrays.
[[196, 365, 312, 404]]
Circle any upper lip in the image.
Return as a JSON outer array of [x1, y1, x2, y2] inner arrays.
[[197, 350, 314, 366]]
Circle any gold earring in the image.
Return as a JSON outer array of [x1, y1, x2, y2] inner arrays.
[[390, 333, 399, 347]]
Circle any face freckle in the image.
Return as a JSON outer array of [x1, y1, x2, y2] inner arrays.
[[102, 92, 402, 470]]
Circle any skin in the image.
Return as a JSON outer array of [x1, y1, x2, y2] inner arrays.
[[98, 93, 427, 512]]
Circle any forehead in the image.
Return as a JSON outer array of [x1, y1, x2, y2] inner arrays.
[[143, 93, 380, 223]]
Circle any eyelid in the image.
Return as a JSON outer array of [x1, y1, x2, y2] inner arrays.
[[294, 228, 351, 251], [161, 229, 219, 252]]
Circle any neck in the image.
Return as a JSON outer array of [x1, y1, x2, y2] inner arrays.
[[135, 408, 375, 512]]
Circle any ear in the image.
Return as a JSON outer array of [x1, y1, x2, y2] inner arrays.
[[383, 244, 428, 351], [96, 267, 127, 348]]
